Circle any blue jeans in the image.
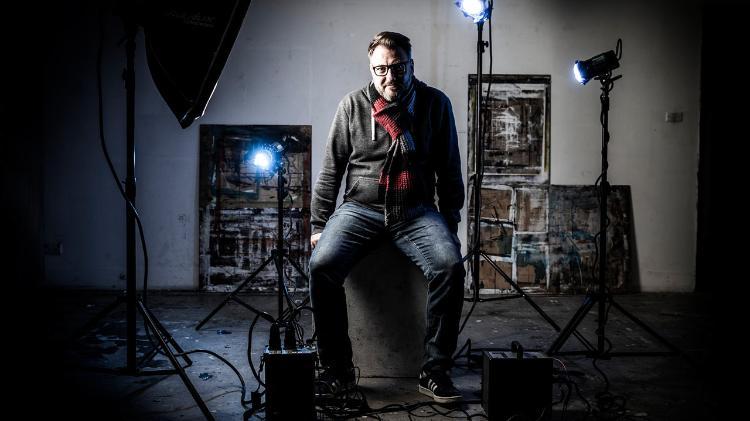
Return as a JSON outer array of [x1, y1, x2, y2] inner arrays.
[[309, 201, 465, 372]]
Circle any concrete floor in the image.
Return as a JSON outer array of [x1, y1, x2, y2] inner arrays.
[[17, 290, 730, 420]]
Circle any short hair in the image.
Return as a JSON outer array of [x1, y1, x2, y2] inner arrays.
[[367, 31, 412, 58]]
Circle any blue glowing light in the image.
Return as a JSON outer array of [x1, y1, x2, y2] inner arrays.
[[457, 0, 490, 23], [573, 61, 586, 84], [252, 149, 274, 170]]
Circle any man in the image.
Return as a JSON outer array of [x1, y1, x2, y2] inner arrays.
[[309, 31, 465, 404]]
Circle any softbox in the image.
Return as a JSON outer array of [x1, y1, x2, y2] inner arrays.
[[142, 0, 251, 128]]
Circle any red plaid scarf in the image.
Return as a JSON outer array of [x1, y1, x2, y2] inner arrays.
[[371, 81, 424, 226]]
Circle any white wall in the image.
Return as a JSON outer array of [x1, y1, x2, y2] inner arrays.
[[43, 0, 701, 292]]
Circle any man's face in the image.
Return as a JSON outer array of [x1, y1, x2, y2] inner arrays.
[[369, 45, 413, 102]]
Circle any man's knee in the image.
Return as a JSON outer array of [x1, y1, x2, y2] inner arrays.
[[309, 251, 342, 287], [431, 258, 465, 284], [308, 253, 327, 280]]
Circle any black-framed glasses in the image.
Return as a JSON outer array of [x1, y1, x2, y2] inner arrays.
[[371, 59, 411, 76]]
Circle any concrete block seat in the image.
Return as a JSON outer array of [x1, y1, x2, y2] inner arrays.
[[343, 241, 428, 377]]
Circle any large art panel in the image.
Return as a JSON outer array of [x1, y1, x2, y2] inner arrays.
[[548, 185, 634, 293], [468, 74, 551, 185], [198, 125, 311, 292], [467, 75, 551, 292]]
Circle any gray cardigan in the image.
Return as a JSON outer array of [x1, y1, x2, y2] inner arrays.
[[311, 81, 464, 234]]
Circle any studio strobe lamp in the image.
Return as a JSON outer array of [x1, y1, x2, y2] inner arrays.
[[573, 49, 620, 85], [252, 149, 273, 170], [456, 0, 491, 23], [549, 39, 685, 363], [252, 141, 284, 172]]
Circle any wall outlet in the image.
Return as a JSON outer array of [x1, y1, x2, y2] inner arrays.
[[665, 112, 683, 123]]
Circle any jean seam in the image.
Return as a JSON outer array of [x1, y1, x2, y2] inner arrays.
[[402, 231, 434, 280]]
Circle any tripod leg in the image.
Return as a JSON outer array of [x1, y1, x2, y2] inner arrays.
[[461, 248, 474, 264], [282, 253, 312, 317], [547, 294, 597, 355], [195, 254, 274, 330], [607, 298, 686, 359], [278, 286, 310, 322], [138, 345, 160, 369], [285, 253, 310, 284], [281, 298, 310, 322], [479, 252, 561, 331], [137, 300, 215, 421], [462, 248, 481, 301], [140, 304, 193, 367]]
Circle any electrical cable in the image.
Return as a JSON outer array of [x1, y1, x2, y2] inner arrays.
[[246, 313, 266, 388], [95, 6, 175, 361], [175, 348, 253, 406], [97, 7, 150, 296]]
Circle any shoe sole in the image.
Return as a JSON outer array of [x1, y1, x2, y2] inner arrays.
[[418, 385, 461, 404]]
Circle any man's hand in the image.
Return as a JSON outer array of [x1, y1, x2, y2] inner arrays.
[[310, 233, 322, 249]]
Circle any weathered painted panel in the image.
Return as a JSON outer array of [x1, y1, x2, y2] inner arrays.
[[198, 125, 312, 292]]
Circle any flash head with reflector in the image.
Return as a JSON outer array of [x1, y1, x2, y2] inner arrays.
[[573, 51, 619, 85], [455, 0, 492, 23], [573, 39, 622, 85], [251, 141, 285, 172]]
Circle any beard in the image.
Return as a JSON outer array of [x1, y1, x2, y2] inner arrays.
[[377, 81, 408, 102]]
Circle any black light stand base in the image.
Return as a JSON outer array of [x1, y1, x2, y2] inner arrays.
[[456, 246, 594, 368], [464, 249, 563, 333], [195, 250, 309, 331], [547, 292, 684, 359], [136, 299, 215, 421], [73, 295, 214, 420]]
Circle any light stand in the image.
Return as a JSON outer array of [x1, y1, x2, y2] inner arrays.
[[547, 71, 683, 359], [79, 17, 215, 420], [77, 3, 252, 419], [460, 12, 567, 340], [195, 148, 310, 331]]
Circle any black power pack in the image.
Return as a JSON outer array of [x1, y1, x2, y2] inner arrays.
[[263, 346, 316, 421], [482, 348, 552, 420]]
